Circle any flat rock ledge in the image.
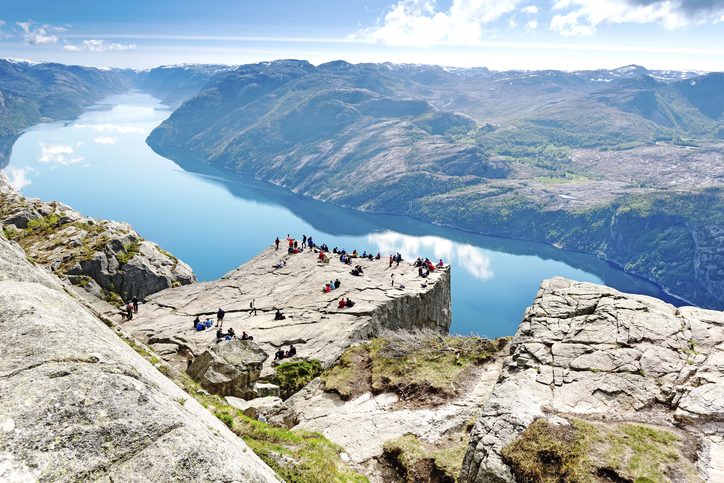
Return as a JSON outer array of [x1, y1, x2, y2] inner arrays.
[[461, 277, 724, 482], [126, 247, 451, 371], [0, 236, 277, 482]]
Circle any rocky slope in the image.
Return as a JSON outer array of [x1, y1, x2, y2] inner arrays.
[[0, 173, 195, 302], [125, 245, 451, 373], [0, 234, 277, 482], [461, 277, 724, 482]]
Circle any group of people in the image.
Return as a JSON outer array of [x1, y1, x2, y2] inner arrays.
[[323, 279, 342, 293], [414, 258, 444, 278], [274, 344, 297, 360], [121, 296, 139, 320], [389, 253, 403, 267], [215, 326, 254, 342], [275, 234, 316, 254], [338, 297, 355, 309]]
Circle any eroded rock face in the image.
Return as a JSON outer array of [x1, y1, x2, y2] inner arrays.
[[187, 339, 268, 399], [0, 236, 277, 482], [461, 277, 724, 482], [0, 173, 195, 301], [126, 247, 451, 371]]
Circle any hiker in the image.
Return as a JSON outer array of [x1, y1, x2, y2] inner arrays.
[[274, 348, 286, 360], [132, 296, 138, 313], [302, 234, 307, 248], [308, 237, 314, 249], [345, 298, 355, 308], [274, 309, 286, 321], [126, 303, 133, 320], [193, 315, 200, 329], [323, 283, 331, 293], [437, 259, 444, 268], [375, 252, 381, 260], [250, 299, 258, 316], [356, 265, 364, 275], [275, 237, 280, 250], [228, 327, 236, 338], [216, 328, 224, 340], [391, 274, 395, 287], [334, 278, 341, 289], [418, 267, 428, 278], [288, 345, 297, 357], [389, 255, 393, 268], [396, 252, 402, 266], [205, 317, 214, 328], [241, 331, 253, 341], [216, 308, 225, 328], [196, 321, 206, 331], [350, 267, 360, 277], [338, 298, 346, 309]]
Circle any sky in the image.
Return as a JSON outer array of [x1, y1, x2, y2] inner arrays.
[[1, 0, 723, 71]]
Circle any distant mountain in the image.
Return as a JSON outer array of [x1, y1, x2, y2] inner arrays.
[[133, 64, 233, 107], [148, 60, 724, 309]]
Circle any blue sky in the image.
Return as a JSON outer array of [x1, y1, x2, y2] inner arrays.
[[1, 0, 723, 71]]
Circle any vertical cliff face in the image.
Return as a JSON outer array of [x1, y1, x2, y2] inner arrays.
[[460, 277, 724, 482], [0, 235, 278, 481]]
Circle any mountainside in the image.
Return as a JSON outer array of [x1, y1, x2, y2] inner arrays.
[[133, 64, 233, 107], [0, 59, 132, 138], [148, 60, 724, 309]]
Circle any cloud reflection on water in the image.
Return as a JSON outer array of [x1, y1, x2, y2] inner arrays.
[[367, 231, 494, 281]]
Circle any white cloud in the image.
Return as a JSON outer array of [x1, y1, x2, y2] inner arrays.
[[550, 0, 724, 36], [63, 39, 136, 52], [508, 16, 519, 28], [359, 0, 521, 46], [74, 124, 145, 134], [2, 166, 34, 190], [16, 21, 64, 45], [525, 19, 539, 30], [93, 136, 118, 144], [38, 143, 83, 166], [521, 5, 539, 14]]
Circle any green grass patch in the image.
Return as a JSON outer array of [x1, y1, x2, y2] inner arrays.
[[116, 239, 141, 265], [272, 360, 323, 399], [502, 417, 700, 483], [323, 332, 506, 403], [383, 433, 468, 482]]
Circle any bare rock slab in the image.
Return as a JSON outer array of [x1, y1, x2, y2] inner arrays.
[[461, 277, 724, 483], [0, 236, 277, 482]]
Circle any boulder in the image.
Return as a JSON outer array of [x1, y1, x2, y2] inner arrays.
[[254, 381, 281, 398], [187, 339, 269, 399], [226, 396, 284, 418], [0, 235, 277, 482]]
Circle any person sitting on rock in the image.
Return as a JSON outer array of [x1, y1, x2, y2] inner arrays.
[[274, 348, 286, 360], [350, 267, 360, 277], [345, 298, 355, 308], [362, 251, 367, 258], [368, 253, 373, 260], [375, 252, 381, 260], [228, 327, 236, 338], [418, 267, 428, 278], [356, 265, 364, 275], [288, 345, 297, 357], [437, 259, 444, 268], [241, 331, 253, 341], [274, 309, 286, 321], [196, 321, 206, 331], [319, 251, 326, 261], [205, 318, 214, 328], [323, 283, 331, 293], [338, 298, 346, 309], [216, 328, 225, 340], [334, 278, 341, 289], [193, 315, 201, 328]]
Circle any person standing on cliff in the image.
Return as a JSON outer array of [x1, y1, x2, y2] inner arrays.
[[302, 234, 307, 249], [217, 307, 225, 328], [250, 299, 258, 316], [132, 296, 138, 313], [275, 237, 280, 250]]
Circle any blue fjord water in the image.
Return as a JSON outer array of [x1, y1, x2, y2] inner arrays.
[[4, 92, 683, 337]]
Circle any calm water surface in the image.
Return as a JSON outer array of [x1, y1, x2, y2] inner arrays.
[[4, 92, 683, 337]]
